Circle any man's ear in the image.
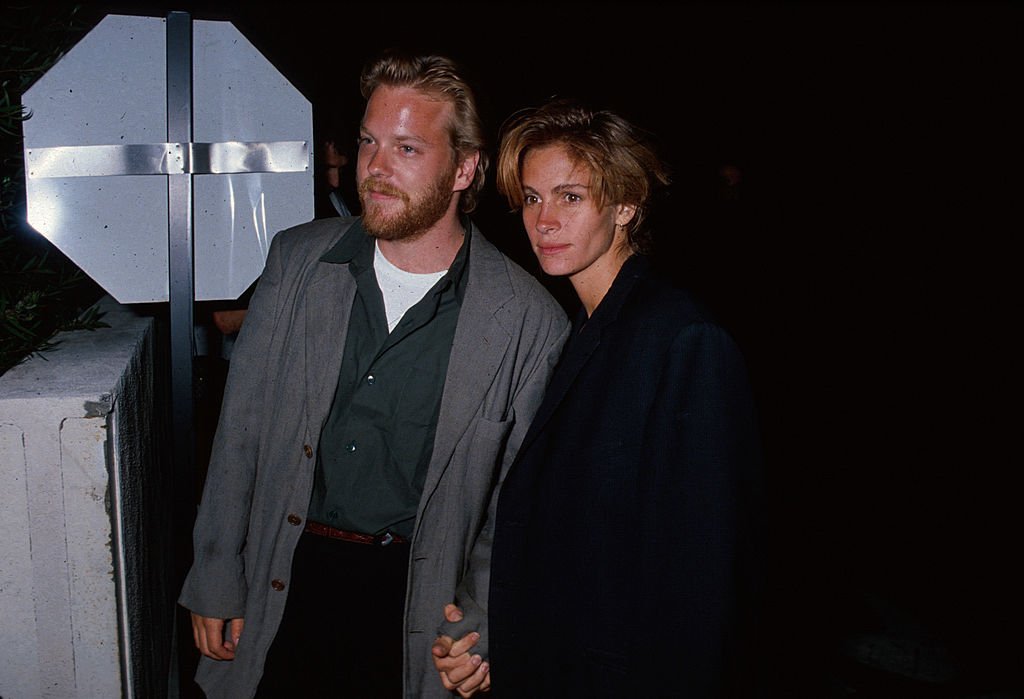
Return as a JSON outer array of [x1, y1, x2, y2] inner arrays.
[[452, 152, 480, 193]]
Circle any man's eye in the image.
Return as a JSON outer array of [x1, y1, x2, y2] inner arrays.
[[401, 145, 417, 155]]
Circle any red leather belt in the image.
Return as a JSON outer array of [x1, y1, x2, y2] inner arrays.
[[304, 520, 408, 546]]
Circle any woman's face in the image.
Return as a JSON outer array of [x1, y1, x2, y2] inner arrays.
[[520, 143, 633, 289]]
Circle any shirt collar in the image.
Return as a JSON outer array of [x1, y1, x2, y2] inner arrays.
[[320, 215, 472, 302], [320, 218, 373, 265], [447, 214, 472, 304]]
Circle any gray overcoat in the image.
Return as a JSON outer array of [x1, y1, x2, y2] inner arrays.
[[178, 217, 569, 698]]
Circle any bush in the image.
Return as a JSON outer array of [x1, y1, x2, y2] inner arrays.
[[1, 4, 106, 376]]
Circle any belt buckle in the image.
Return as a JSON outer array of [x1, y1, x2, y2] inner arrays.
[[377, 532, 394, 547]]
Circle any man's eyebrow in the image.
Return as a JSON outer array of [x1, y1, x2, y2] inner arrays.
[[394, 134, 432, 145], [357, 125, 430, 144]]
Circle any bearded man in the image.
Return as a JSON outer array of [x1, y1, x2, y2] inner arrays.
[[178, 50, 569, 699]]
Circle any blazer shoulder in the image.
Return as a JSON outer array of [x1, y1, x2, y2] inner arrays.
[[468, 227, 567, 322], [506, 256, 565, 315], [268, 216, 359, 268], [623, 278, 744, 354], [633, 270, 719, 327]]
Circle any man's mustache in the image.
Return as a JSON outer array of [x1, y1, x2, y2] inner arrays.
[[359, 179, 409, 202]]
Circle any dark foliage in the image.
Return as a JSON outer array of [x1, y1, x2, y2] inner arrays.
[[1, 4, 106, 376]]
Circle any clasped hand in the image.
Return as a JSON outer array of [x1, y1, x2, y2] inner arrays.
[[431, 604, 491, 696]]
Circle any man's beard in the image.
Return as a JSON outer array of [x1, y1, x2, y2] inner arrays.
[[359, 164, 457, 241]]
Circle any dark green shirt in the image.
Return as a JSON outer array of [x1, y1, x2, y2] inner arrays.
[[306, 220, 469, 538]]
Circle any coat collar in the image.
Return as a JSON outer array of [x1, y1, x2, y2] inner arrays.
[[319, 215, 472, 304]]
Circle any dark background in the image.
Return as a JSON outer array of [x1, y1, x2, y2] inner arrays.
[[70, 1, 1023, 695]]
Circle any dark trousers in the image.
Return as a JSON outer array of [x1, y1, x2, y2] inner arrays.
[[255, 530, 411, 698]]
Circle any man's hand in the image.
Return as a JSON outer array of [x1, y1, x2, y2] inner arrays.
[[191, 612, 245, 661], [432, 604, 491, 696]]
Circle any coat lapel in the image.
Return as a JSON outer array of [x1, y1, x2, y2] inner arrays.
[[515, 255, 649, 455], [304, 260, 357, 424], [420, 227, 514, 500]]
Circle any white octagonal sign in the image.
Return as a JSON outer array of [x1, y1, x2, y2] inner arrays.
[[22, 14, 313, 303]]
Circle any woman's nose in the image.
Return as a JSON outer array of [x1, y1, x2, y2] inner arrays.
[[534, 205, 559, 234]]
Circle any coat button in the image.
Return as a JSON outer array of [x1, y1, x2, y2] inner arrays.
[[271, 579, 286, 591], [303, 444, 313, 458], [287, 514, 302, 526]]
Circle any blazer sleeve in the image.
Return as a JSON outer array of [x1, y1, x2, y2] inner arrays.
[[438, 293, 570, 657], [636, 321, 764, 695], [177, 233, 287, 619]]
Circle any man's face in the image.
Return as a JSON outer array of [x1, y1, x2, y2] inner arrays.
[[356, 85, 463, 240]]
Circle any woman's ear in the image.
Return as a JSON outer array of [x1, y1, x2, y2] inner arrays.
[[615, 203, 637, 228]]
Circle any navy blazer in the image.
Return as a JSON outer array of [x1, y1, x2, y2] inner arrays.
[[488, 254, 764, 697]]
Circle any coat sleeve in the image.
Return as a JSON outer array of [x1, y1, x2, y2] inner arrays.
[[177, 233, 287, 619], [636, 321, 764, 695], [437, 295, 570, 658]]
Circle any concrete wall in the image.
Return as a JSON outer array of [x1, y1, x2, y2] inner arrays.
[[0, 297, 174, 699]]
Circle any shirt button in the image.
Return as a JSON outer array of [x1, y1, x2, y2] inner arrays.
[[270, 579, 286, 591], [287, 514, 302, 526], [366, 374, 375, 385], [345, 441, 357, 453], [303, 444, 313, 458]]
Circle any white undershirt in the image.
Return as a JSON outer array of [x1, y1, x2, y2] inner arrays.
[[373, 241, 447, 332]]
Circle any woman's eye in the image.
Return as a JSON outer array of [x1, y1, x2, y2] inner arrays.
[[564, 193, 581, 204], [523, 194, 539, 205]]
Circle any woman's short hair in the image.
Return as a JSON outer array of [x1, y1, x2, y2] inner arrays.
[[497, 99, 670, 253], [360, 50, 488, 213]]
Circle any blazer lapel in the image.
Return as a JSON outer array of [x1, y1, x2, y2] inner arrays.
[[513, 310, 598, 456], [304, 261, 357, 424], [420, 227, 513, 499], [515, 255, 649, 455]]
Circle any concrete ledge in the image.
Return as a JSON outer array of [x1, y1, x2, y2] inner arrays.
[[0, 296, 174, 699]]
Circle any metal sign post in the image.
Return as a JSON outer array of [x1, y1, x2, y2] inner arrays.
[[166, 14, 196, 596]]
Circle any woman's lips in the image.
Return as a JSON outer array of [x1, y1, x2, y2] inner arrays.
[[536, 244, 569, 255]]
